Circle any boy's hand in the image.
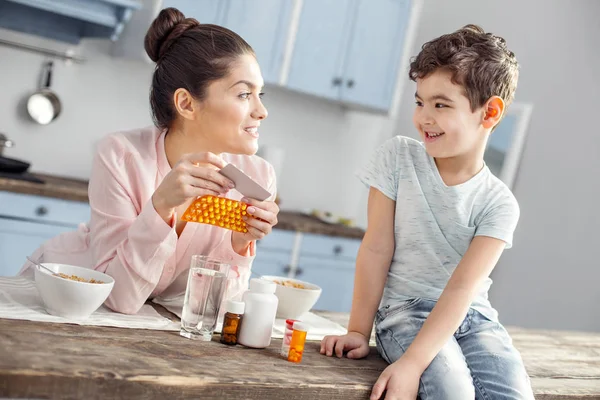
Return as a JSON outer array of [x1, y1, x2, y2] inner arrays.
[[370, 356, 421, 400], [320, 332, 369, 359]]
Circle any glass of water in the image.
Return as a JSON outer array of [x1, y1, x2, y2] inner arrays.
[[180, 255, 231, 341]]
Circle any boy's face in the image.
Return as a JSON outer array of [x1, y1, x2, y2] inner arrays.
[[413, 69, 487, 159]]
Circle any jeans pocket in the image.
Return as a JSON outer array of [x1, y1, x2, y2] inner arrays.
[[378, 297, 422, 323]]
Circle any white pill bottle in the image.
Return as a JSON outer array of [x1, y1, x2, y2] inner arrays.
[[237, 278, 279, 348]]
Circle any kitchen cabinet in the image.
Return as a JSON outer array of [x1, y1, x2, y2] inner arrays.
[[0, 191, 90, 276], [0, 219, 72, 276], [285, 0, 354, 101], [339, 0, 413, 110], [165, 0, 293, 84], [254, 230, 361, 313], [251, 250, 293, 279], [298, 256, 355, 314], [0, 0, 142, 44], [253, 229, 297, 277], [114, 0, 417, 114], [221, 0, 294, 85], [0, 189, 361, 311], [298, 233, 360, 312], [119, 0, 293, 84], [161, 0, 226, 25], [287, 0, 413, 111]]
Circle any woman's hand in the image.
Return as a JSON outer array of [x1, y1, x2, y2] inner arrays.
[[231, 197, 279, 255], [152, 152, 235, 222]]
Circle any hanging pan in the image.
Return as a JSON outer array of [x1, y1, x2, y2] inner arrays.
[[27, 61, 62, 125]]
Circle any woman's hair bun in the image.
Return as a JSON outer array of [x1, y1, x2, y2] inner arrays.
[[144, 7, 199, 62]]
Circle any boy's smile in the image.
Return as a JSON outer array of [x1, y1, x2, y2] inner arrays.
[[423, 130, 445, 142]]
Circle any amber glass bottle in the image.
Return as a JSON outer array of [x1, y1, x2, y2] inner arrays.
[[220, 300, 245, 345]]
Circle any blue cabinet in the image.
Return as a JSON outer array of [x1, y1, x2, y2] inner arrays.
[[254, 229, 296, 277], [161, 0, 293, 84], [287, 0, 413, 111], [297, 233, 360, 313], [161, 0, 227, 25], [0, 219, 72, 276], [0, 0, 142, 44], [254, 229, 361, 313], [252, 250, 292, 279], [286, 0, 354, 100], [222, 0, 294, 85], [0, 191, 90, 276], [115, 0, 415, 113], [340, 0, 412, 110], [297, 255, 355, 313]]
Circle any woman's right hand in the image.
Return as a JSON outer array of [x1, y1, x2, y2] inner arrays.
[[152, 152, 235, 221], [320, 331, 370, 359]]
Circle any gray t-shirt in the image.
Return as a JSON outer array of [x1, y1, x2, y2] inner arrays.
[[357, 136, 520, 321]]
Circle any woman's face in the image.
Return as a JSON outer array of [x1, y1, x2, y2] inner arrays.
[[190, 54, 268, 155]]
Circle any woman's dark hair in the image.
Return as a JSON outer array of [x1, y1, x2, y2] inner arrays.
[[144, 7, 255, 129]]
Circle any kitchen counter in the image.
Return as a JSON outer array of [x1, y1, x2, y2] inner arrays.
[[1, 310, 598, 399], [0, 173, 365, 239], [0, 173, 88, 203]]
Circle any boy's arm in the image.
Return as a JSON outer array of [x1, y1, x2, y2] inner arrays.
[[348, 187, 396, 338], [399, 235, 506, 372]]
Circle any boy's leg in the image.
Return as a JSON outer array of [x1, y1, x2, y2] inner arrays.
[[376, 298, 475, 400], [456, 310, 535, 400]]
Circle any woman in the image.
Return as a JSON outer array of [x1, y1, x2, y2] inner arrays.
[[21, 8, 279, 315]]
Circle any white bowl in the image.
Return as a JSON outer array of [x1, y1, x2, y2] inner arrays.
[[261, 275, 322, 319], [34, 263, 115, 320]]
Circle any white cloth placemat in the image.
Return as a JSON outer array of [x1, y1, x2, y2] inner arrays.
[[0, 276, 179, 331], [153, 295, 347, 340]]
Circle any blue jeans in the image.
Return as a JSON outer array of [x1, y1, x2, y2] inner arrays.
[[375, 298, 534, 400]]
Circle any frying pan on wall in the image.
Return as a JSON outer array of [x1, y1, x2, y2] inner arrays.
[[27, 61, 62, 125]]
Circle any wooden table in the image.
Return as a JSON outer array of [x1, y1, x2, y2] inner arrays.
[[1, 310, 599, 399]]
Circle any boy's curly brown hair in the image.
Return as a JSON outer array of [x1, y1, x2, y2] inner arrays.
[[409, 24, 519, 111]]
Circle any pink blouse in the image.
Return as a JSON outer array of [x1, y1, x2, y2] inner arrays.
[[20, 126, 276, 314]]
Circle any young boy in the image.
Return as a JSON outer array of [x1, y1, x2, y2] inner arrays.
[[320, 25, 535, 400]]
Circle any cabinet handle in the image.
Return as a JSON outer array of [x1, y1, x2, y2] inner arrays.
[[296, 267, 303, 277], [347, 79, 355, 88], [333, 245, 343, 255], [35, 206, 48, 216], [282, 265, 291, 274], [332, 77, 342, 86]]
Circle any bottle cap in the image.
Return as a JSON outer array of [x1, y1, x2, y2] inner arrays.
[[285, 319, 298, 329], [292, 321, 308, 332], [225, 300, 245, 315], [249, 278, 276, 294]]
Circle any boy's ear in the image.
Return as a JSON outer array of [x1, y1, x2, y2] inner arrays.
[[482, 96, 505, 129], [173, 88, 198, 121]]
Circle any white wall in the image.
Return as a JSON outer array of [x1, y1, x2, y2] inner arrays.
[[0, 29, 386, 227], [393, 0, 600, 332]]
